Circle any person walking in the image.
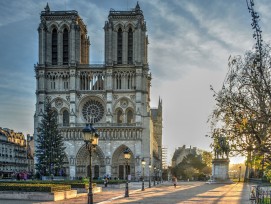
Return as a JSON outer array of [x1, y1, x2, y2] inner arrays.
[[104, 177, 108, 187], [173, 176, 177, 188]]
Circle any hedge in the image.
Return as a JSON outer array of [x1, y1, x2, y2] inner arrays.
[[0, 180, 97, 189], [0, 183, 71, 192]]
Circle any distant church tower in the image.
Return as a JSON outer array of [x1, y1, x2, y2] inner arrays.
[[34, 3, 162, 179]]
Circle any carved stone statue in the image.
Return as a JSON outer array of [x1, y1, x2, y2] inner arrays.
[[214, 136, 230, 159], [210, 135, 232, 183]]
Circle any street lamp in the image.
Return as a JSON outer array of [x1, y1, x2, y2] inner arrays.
[[124, 148, 131, 197], [153, 166, 156, 186], [157, 168, 160, 184], [148, 162, 151, 188], [82, 123, 99, 204], [238, 166, 241, 182], [141, 158, 146, 191], [160, 169, 162, 183]]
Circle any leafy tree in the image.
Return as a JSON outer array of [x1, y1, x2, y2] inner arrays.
[[209, 1, 271, 179], [201, 166, 212, 176], [202, 151, 213, 167], [209, 44, 271, 179], [182, 154, 205, 170], [171, 153, 210, 180], [35, 101, 66, 176], [183, 167, 198, 180]]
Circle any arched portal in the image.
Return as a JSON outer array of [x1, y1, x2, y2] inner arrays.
[[76, 145, 105, 178], [111, 145, 135, 180]]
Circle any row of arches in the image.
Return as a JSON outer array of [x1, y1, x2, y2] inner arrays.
[[49, 95, 136, 126], [117, 27, 133, 64], [51, 28, 69, 65], [51, 109, 69, 127], [116, 108, 134, 124], [53, 108, 134, 127], [71, 144, 136, 179], [80, 73, 105, 90], [48, 24, 88, 65], [114, 73, 136, 90]]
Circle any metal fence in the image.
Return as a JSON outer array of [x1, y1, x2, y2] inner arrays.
[[250, 185, 271, 204]]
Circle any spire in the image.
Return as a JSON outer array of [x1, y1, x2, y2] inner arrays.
[[158, 96, 162, 107], [44, 3, 50, 13], [135, 1, 140, 12]]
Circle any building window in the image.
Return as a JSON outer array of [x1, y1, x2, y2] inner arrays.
[[82, 100, 105, 123], [63, 110, 69, 126], [116, 75, 122, 89], [117, 28, 122, 64], [128, 75, 131, 89], [51, 80, 56, 90], [128, 27, 133, 64], [63, 28, 69, 65], [63, 81, 69, 90], [127, 110, 133, 124], [52, 28, 58, 65], [117, 110, 123, 124]]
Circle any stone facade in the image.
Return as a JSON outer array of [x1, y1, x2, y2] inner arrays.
[[34, 3, 162, 180], [0, 128, 30, 178]]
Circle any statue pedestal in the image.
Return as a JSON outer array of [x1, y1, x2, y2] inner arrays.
[[207, 159, 233, 184]]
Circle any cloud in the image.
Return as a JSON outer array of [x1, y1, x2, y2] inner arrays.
[[0, 0, 270, 164]]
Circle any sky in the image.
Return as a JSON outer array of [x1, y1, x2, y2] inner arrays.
[[1, 0, 271, 165]]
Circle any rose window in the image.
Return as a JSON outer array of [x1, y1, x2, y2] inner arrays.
[[82, 100, 104, 123]]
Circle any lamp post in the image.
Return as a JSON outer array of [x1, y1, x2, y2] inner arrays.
[[124, 148, 131, 197], [238, 166, 241, 182], [141, 158, 146, 191], [148, 162, 151, 188], [153, 166, 156, 186], [157, 169, 160, 184], [82, 123, 99, 204]]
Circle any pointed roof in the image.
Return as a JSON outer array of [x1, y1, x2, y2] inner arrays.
[[135, 1, 141, 11], [44, 3, 50, 13]]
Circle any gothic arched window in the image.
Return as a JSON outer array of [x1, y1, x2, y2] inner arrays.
[[52, 28, 58, 65], [117, 28, 123, 64], [63, 28, 69, 65], [63, 110, 69, 126], [127, 110, 133, 124], [51, 79, 56, 90], [117, 109, 123, 124], [115, 75, 122, 89], [128, 27, 133, 64], [128, 75, 131, 89]]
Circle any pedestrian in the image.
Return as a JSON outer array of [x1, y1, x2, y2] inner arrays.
[[104, 177, 108, 187], [173, 176, 177, 188]]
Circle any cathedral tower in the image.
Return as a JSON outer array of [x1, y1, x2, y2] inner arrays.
[[34, 3, 161, 180]]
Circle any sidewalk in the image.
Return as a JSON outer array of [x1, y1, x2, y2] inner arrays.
[[0, 181, 253, 204], [36, 181, 152, 204], [106, 181, 252, 204]]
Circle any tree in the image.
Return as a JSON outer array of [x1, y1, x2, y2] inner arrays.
[[35, 101, 66, 176], [171, 153, 210, 180], [202, 151, 212, 167], [209, 44, 271, 177], [209, 0, 271, 179]]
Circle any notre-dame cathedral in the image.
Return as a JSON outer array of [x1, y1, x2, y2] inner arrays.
[[34, 2, 162, 180]]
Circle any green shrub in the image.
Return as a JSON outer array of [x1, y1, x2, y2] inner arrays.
[[0, 180, 98, 189], [93, 179, 126, 184], [0, 183, 71, 192]]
